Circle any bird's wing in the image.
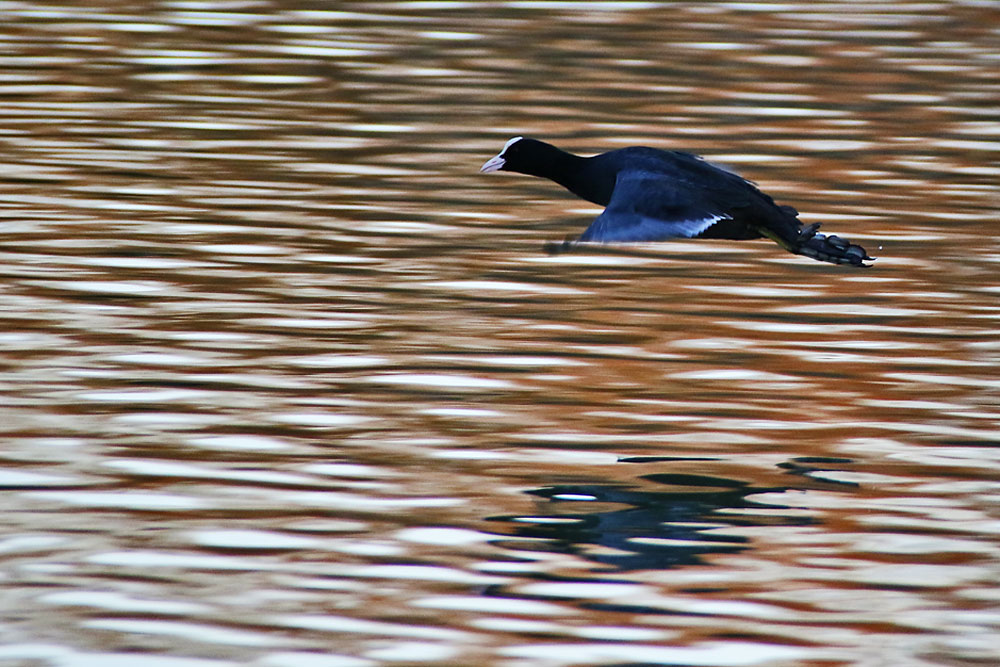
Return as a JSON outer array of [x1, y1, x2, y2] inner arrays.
[[577, 170, 732, 243]]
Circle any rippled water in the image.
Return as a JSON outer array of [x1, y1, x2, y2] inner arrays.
[[2, 1, 1000, 665]]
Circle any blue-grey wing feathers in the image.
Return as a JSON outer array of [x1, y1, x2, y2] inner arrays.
[[577, 171, 731, 243]]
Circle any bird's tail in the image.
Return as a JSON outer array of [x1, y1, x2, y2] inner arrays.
[[793, 223, 874, 267]]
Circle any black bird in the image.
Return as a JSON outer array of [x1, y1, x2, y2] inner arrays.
[[481, 137, 872, 266]]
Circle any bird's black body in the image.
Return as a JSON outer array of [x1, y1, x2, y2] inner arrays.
[[481, 137, 872, 266]]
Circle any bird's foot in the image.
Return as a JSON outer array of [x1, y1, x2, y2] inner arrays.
[[798, 222, 822, 242], [795, 225, 874, 267]]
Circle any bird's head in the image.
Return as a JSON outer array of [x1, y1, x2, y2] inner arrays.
[[480, 136, 546, 174]]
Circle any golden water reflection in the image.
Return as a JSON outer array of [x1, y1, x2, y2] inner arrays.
[[1, 1, 1000, 666]]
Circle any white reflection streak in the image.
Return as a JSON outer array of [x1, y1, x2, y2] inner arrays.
[[84, 619, 295, 647], [40, 590, 210, 615], [373, 373, 515, 390], [272, 614, 471, 640], [27, 491, 206, 511], [414, 595, 571, 615], [0, 645, 234, 667], [499, 641, 809, 665]]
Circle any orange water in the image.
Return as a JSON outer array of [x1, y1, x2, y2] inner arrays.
[[1, 2, 999, 665]]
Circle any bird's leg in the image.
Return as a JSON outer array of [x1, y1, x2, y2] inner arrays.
[[757, 222, 871, 266], [543, 235, 579, 255], [756, 225, 805, 255]]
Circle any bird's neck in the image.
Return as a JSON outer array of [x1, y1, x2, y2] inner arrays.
[[521, 144, 599, 204]]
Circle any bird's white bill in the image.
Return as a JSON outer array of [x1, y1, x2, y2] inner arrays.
[[480, 154, 505, 172]]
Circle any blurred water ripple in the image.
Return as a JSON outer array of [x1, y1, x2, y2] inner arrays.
[[1, 0, 1000, 665]]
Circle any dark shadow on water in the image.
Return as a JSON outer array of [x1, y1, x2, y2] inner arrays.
[[486, 463, 845, 573], [778, 456, 861, 488]]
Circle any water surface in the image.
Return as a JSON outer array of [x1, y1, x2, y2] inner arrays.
[[2, 1, 1000, 665]]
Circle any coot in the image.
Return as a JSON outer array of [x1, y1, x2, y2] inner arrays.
[[481, 137, 872, 266]]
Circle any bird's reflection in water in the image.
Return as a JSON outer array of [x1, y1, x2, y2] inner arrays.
[[489, 464, 822, 572]]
